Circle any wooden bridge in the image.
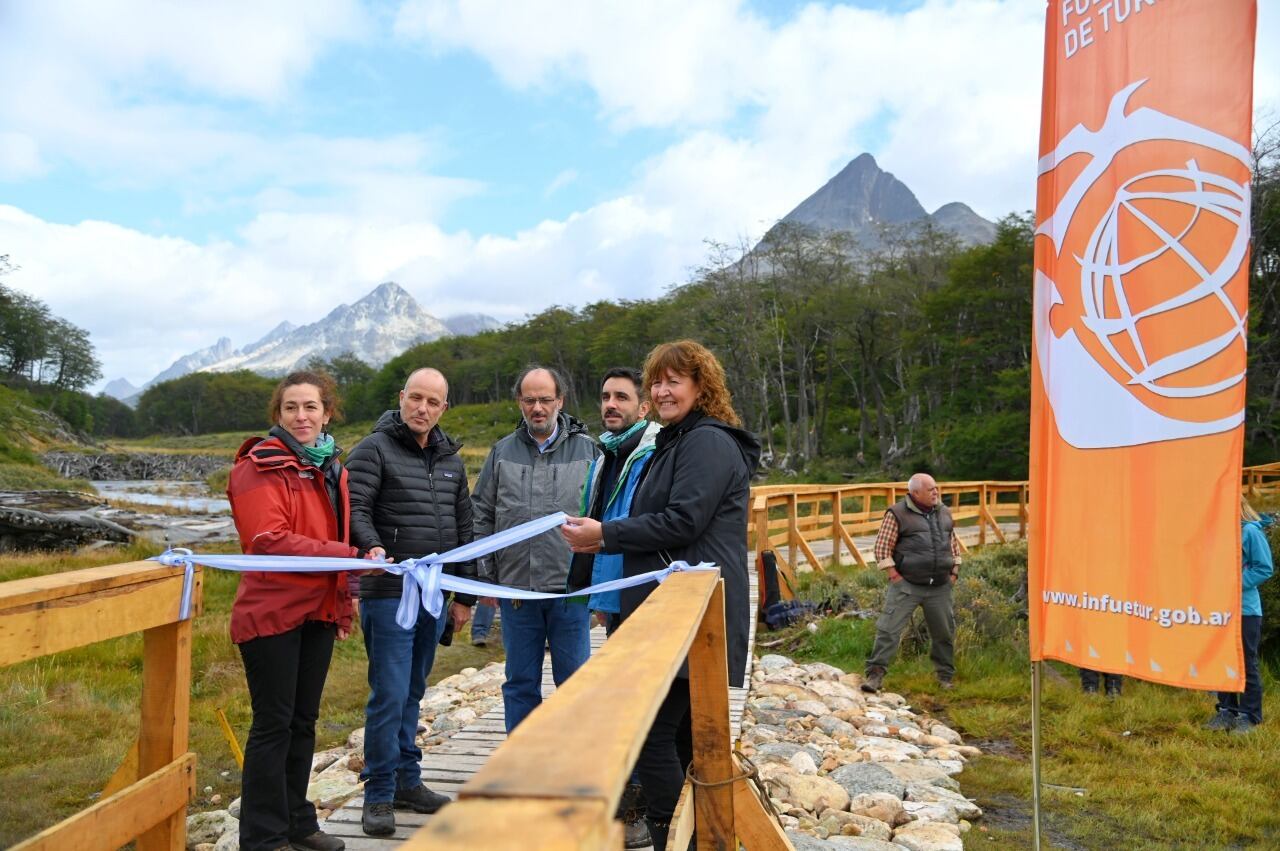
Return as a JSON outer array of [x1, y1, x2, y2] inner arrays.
[[2, 466, 1273, 850]]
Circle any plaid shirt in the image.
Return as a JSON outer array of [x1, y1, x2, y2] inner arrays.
[[873, 502, 962, 571]]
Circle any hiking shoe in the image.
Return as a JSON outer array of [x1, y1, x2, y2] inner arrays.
[[1105, 681, 1122, 700], [1229, 716, 1258, 735], [1204, 710, 1236, 731], [623, 817, 652, 849], [290, 830, 345, 851], [362, 800, 396, 836], [472, 636, 488, 647], [937, 677, 954, 691], [395, 783, 450, 814], [861, 666, 886, 693], [1082, 683, 1099, 695]]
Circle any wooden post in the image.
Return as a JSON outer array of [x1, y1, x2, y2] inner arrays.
[[688, 580, 734, 850], [979, 484, 988, 547], [830, 490, 843, 565], [136, 618, 193, 851], [1019, 484, 1028, 539]]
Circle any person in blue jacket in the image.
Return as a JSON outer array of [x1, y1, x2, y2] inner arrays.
[[1206, 497, 1274, 734]]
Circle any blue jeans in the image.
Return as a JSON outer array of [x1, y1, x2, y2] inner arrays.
[[471, 601, 496, 640], [499, 598, 590, 732], [360, 597, 439, 803]]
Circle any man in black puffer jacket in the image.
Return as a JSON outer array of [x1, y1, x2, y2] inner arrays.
[[346, 367, 476, 837]]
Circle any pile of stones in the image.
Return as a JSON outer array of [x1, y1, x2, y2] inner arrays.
[[743, 654, 983, 851], [185, 662, 506, 850]]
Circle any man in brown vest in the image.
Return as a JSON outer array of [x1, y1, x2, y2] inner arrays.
[[862, 472, 962, 693]]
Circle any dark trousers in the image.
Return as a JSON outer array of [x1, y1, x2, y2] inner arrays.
[[1079, 668, 1123, 690], [237, 621, 336, 851], [636, 678, 693, 848], [1217, 615, 1264, 724]]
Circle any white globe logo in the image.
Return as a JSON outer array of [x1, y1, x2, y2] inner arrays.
[[1079, 160, 1250, 401], [1035, 80, 1252, 449]]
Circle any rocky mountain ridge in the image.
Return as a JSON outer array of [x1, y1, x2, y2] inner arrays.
[[765, 153, 996, 252], [106, 284, 499, 401]]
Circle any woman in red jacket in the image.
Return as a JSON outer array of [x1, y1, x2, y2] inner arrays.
[[228, 370, 370, 851]]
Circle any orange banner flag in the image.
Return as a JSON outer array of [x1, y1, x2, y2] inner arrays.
[[1030, 1, 1257, 690]]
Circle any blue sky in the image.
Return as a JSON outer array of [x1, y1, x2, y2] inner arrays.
[[1, 0, 1276, 388]]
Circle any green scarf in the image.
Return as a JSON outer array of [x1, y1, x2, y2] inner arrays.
[[599, 420, 647, 453], [301, 432, 336, 467]]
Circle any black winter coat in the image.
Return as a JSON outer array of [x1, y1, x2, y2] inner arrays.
[[347, 411, 476, 604], [600, 411, 760, 685]]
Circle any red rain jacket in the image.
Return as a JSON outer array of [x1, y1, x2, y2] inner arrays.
[[227, 435, 358, 643]]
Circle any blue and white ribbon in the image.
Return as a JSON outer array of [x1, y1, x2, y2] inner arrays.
[[154, 511, 717, 627]]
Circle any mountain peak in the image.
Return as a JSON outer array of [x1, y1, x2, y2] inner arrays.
[[762, 153, 995, 252]]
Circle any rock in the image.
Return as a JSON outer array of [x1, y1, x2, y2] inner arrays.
[[311, 749, 342, 772], [857, 736, 925, 762], [346, 727, 365, 750], [752, 708, 818, 726], [758, 654, 795, 671], [803, 662, 846, 680], [878, 763, 960, 792], [956, 745, 982, 758], [830, 763, 907, 799], [751, 695, 788, 711], [785, 830, 832, 851], [905, 783, 983, 820], [789, 699, 834, 717], [755, 682, 824, 703], [433, 707, 478, 733], [306, 774, 362, 810], [825, 837, 900, 850], [755, 742, 824, 765], [816, 716, 859, 739], [213, 830, 240, 851], [929, 723, 963, 745], [789, 751, 819, 775], [918, 734, 950, 748], [742, 724, 786, 745], [769, 772, 851, 814], [186, 810, 234, 846], [901, 800, 960, 824], [227, 797, 241, 818], [892, 820, 964, 851], [194, 844, 216, 851], [848, 792, 907, 827]]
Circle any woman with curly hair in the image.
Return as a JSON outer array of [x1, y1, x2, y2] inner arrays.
[[562, 339, 760, 849]]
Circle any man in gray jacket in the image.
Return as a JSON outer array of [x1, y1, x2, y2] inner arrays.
[[473, 366, 598, 732]]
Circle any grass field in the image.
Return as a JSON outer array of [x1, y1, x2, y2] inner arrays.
[[783, 553, 1280, 850], [0, 542, 503, 847]]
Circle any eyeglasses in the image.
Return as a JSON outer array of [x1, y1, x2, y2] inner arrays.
[[519, 396, 558, 407]]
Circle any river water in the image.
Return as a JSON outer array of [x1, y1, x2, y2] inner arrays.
[[91, 479, 231, 513]]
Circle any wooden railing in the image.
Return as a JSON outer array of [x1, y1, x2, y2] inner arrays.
[[752, 461, 1280, 599], [1244, 460, 1280, 497], [751, 480, 1030, 598], [0, 562, 202, 850], [406, 571, 786, 850]]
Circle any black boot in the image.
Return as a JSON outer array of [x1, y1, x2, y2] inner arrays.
[[646, 817, 669, 851]]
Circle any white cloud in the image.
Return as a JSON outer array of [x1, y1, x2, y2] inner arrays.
[[544, 169, 579, 197], [0, 132, 44, 180]]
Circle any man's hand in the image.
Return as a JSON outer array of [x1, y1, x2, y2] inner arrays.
[[478, 597, 498, 608], [561, 516, 604, 553], [593, 610, 611, 629], [450, 601, 472, 631], [365, 546, 391, 575], [887, 567, 904, 583]]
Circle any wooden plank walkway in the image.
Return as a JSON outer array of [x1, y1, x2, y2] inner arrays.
[[321, 567, 759, 850]]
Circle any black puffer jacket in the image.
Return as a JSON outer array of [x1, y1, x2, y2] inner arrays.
[[347, 411, 476, 604], [601, 411, 761, 686]]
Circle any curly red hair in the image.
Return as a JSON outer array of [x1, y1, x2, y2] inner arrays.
[[642, 340, 741, 427]]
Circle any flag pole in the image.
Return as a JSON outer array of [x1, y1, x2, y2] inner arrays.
[[1031, 659, 1043, 850]]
